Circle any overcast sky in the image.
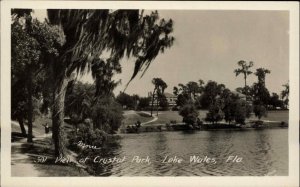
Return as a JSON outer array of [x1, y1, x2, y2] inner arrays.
[[34, 10, 289, 97]]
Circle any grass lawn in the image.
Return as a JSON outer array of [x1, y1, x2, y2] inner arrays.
[[249, 110, 289, 122], [139, 110, 289, 126], [122, 111, 154, 126], [147, 110, 208, 125]]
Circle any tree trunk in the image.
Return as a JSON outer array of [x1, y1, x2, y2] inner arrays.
[[244, 74, 247, 88], [150, 88, 156, 117], [156, 95, 159, 116], [18, 118, 27, 136], [52, 76, 70, 157], [27, 68, 33, 143]]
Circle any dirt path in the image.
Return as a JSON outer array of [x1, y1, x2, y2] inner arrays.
[[139, 111, 158, 125], [11, 121, 41, 135], [11, 121, 52, 176], [11, 141, 42, 176]]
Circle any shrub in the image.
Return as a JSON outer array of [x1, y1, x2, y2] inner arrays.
[[159, 95, 169, 111], [91, 97, 124, 134], [68, 123, 107, 152], [205, 102, 223, 124], [68, 123, 121, 175], [179, 103, 199, 125], [253, 104, 267, 120]]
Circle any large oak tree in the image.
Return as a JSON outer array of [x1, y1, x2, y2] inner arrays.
[[46, 10, 174, 157]]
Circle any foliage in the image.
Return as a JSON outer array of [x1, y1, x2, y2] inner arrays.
[[251, 67, 271, 118], [207, 89, 252, 125], [68, 124, 119, 176], [68, 123, 108, 152], [91, 97, 124, 134], [254, 68, 270, 85], [205, 100, 224, 124], [252, 83, 270, 106], [65, 82, 95, 124], [174, 91, 190, 107], [137, 97, 151, 110], [179, 102, 199, 125], [173, 80, 204, 108], [47, 9, 175, 87], [269, 93, 284, 109], [11, 11, 63, 140], [199, 81, 225, 109], [46, 9, 175, 156], [253, 105, 267, 120], [150, 78, 168, 115], [116, 92, 135, 109], [236, 85, 252, 97], [159, 95, 169, 110], [65, 82, 123, 134], [238, 67, 271, 120], [281, 82, 289, 109], [234, 60, 253, 88], [68, 124, 121, 175], [233, 100, 252, 124], [152, 78, 168, 94]]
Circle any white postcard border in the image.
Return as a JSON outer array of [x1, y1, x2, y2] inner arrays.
[[1, 1, 299, 187]]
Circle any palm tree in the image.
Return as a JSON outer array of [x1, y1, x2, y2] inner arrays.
[[254, 68, 271, 85], [47, 10, 174, 157], [234, 60, 254, 88], [150, 78, 167, 116]]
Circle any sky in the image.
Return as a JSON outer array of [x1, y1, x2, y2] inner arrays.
[[33, 10, 289, 97]]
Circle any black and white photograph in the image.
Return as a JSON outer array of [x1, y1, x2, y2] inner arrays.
[[1, 1, 299, 187]]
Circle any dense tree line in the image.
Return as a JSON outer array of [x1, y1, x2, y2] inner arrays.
[[174, 60, 289, 126]]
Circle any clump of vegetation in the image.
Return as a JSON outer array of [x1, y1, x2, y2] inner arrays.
[[150, 78, 168, 116], [91, 97, 124, 134], [67, 123, 121, 176], [205, 102, 224, 124], [253, 105, 267, 120], [179, 102, 199, 125]]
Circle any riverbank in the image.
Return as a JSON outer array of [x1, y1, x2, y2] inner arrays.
[[124, 120, 288, 133], [122, 110, 289, 133]]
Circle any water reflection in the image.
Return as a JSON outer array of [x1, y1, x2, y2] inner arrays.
[[92, 129, 288, 176], [83, 139, 121, 176]]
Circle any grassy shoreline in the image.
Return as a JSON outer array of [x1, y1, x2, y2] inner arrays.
[[122, 110, 289, 133]]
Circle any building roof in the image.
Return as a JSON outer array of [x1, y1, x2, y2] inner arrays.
[[164, 92, 176, 98], [231, 91, 246, 98]]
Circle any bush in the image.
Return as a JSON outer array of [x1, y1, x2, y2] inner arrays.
[[68, 124, 121, 175], [137, 97, 151, 110], [91, 97, 124, 134], [159, 95, 169, 111], [223, 97, 252, 125], [234, 100, 252, 125], [205, 103, 224, 124], [253, 105, 267, 120], [179, 103, 199, 125], [68, 123, 107, 152]]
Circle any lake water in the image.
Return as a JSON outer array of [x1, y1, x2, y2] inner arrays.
[[95, 128, 288, 176]]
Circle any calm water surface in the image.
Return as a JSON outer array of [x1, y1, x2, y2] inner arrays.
[[98, 129, 288, 176]]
